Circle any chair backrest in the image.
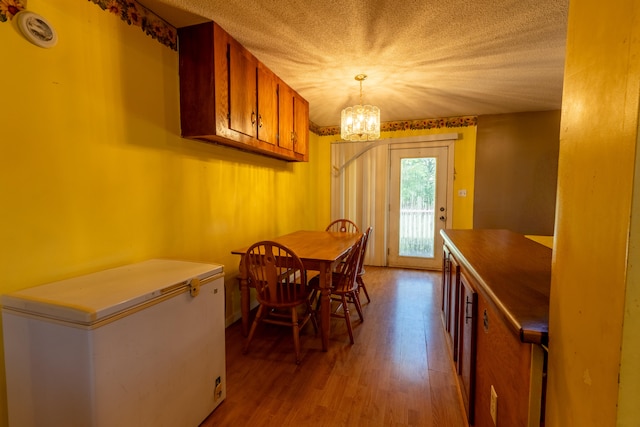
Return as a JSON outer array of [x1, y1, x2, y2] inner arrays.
[[332, 236, 363, 293], [244, 241, 309, 307], [357, 226, 372, 274], [325, 219, 360, 233]]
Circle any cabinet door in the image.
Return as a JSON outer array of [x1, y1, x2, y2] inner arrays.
[[257, 63, 278, 145], [441, 247, 451, 331], [458, 272, 477, 424], [292, 92, 309, 158], [279, 82, 309, 158], [278, 82, 295, 151], [449, 256, 460, 362], [228, 38, 257, 138], [442, 246, 461, 361]]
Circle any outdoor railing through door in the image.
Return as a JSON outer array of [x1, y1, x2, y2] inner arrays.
[[399, 206, 435, 258]]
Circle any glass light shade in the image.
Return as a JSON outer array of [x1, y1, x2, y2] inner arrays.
[[340, 104, 380, 141]]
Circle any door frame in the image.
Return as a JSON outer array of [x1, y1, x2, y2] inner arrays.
[[386, 140, 454, 269], [387, 144, 452, 269], [330, 134, 457, 268]]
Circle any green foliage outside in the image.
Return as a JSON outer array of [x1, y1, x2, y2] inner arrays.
[[400, 158, 437, 208]]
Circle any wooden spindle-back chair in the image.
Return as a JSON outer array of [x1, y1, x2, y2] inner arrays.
[[356, 226, 373, 303], [310, 235, 364, 344], [325, 218, 360, 234], [243, 241, 317, 364]]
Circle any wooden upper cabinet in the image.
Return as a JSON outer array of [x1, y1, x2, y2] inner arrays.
[[278, 80, 309, 160], [256, 63, 278, 145], [228, 37, 257, 138], [177, 21, 218, 138], [278, 82, 295, 151], [178, 21, 308, 162], [293, 92, 309, 160]]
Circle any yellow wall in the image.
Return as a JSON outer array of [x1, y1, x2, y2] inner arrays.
[[547, 0, 640, 425], [0, 2, 327, 424]]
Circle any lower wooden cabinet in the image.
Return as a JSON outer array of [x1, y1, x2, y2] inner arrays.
[[474, 296, 546, 427], [441, 247, 460, 361], [441, 233, 548, 427], [449, 256, 460, 360], [457, 272, 477, 424], [441, 248, 452, 344], [442, 254, 477, 424]]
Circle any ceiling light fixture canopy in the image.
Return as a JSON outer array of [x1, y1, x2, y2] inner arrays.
[[340, 74, 380, 141]]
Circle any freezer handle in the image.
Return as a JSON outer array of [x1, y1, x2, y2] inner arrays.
[[159, 278, 200, 298], [189, 277, 200, 297], [160, 272, 222, 299]]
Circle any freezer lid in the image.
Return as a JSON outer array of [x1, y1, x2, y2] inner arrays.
[[1, 259, 224, 325]]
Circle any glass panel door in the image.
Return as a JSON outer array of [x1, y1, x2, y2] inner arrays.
[[388, 146, 449, 269], [399, 156, 437, 258]]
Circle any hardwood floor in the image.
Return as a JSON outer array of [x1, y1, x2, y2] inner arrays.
[[200, 267, 467, 427]]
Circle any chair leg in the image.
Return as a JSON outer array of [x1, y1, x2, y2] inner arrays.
[[291, 308, 302, 364], [351, 290, 364, 322], [341, 294, 355, 344], [357, 275, 371, 303], [308, 288, 317, 308], [306, 301, 319, 334], [314, 289, 323, 313], [244, 305, 264, 354]]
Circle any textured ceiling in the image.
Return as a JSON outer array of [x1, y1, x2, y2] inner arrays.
[[139, 0, 569, 128]]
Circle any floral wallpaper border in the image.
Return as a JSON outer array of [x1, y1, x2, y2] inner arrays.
[[310, 115, 478, 136], [0, 0, 177, 50], [90, 0, 177, 50], [0, 0, 25, 21]]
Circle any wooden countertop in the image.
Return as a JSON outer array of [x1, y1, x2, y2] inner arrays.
[[441, 229, 551, 345]]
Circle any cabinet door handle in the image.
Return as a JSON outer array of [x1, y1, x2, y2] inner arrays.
[[465, 296, 473, 324], [291, 131, 296, 144], [251, 111, 256, 125], [258, 114, 263, 128]]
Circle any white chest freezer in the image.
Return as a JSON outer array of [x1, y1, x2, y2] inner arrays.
[[1, 259, 226, 427]]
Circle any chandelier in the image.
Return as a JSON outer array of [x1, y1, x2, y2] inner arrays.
[[340, 74, 380, 141]]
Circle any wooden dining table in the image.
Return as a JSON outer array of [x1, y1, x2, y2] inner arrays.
[[231, 230, 362, 351]]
